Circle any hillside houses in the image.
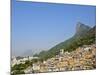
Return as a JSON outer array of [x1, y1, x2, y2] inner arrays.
[[11, 44, 96, 73], [35, 44, 96, 72], [11, 56, 39, 67]]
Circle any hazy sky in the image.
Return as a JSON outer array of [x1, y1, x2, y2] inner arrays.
[[12, 0, 96, 56]]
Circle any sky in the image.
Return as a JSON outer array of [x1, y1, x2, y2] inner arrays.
[[11, 0, 96, 56]]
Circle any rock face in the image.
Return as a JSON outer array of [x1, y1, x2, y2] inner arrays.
[[11, 22, 96, 74], [75, 22, 91, 36], [37, 22, 96, 60], [87, 26, 96, 36]]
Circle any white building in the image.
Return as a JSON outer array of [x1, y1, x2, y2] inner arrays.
[[60, 49, 64, 55], [32, 64, 40, 71], [11, 57, 17, 67], [24, 67, 33, 74], [29, 57, 33, 60], [65, 51, 70, 55], [84, 47, 91, 51], [22, 57, 29, 61]]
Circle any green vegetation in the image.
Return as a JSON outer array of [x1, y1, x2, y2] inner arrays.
[[34, 24, 96, 61], [11, 23, 96, 74], [11, 60, 33, 75], [11, 70, 25, 75]]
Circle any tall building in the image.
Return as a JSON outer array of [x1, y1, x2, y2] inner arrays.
[[60, 49, 64, 55]]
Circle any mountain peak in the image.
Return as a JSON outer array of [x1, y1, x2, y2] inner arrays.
[[75, 22, 91, 36], [76, 22, 84, 28]]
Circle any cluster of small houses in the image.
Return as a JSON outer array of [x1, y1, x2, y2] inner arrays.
[[11, 44, 96, 74]]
